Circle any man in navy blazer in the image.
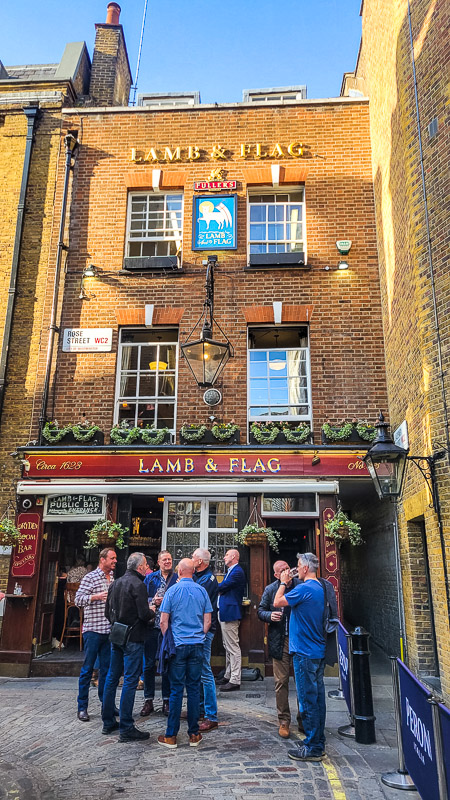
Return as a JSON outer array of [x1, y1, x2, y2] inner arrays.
[[217, 549, 246, 692]]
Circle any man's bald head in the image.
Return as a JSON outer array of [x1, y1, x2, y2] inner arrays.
[[224, 549, 240, 568], [273, 560, 289, 579], [177, 558, 194, 578]]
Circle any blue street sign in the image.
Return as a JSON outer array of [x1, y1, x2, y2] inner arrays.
[[192, 194, 237, 250], [398, 659, 439, 800], [338, 622, 351, 715]]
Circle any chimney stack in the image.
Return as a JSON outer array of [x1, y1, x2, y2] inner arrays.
[[105, 3, 121, 26], [88, 2, 132, 106]]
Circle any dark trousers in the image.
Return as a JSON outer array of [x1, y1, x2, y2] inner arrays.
[[102, 641, 144, 733], [166, 643, 204, 737], [293, 654, 326, 755], [143, 627, 171, 700], [77, 631, 111, 711]]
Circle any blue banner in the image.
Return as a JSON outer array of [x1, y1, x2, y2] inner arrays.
[[398, 659, 439, 800], [192, 194, 237, 250], [438, 702, 450, 800], [337, 622, 351, 715]]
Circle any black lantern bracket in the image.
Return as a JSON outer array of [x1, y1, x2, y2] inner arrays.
[[180, 256, 234, 388], [407, 451, 446, 514]]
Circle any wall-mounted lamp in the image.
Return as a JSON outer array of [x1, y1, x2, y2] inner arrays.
[[338, 260, 349, 270], [82, 264, 98, 278]]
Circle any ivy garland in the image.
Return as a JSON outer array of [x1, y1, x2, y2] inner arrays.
[[281, 424, 311, 444], [211, 423, 239, 441], [180, 424, 208, 442], [355, 422, 377, 442], [250, 422, 280, 444], [322, 421, 354, 441], [42, 421, 71, 443], [71, 422, 100, 442], [42, 420, 100, 443], [140, 426, 169, 445], [110, 425, 141, 445]]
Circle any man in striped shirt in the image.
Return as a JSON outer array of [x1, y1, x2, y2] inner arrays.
[[75, 548, 117, 721]]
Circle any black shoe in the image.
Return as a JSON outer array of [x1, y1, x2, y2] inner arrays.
[[219, 682, 240, 692], [77, 709, 90, 721], [288, 744, 325, 762], [119, 726, 150, 742], [215, 676, 228, 686], [102, 721, 119, 735], [162, 699, 170, 716]]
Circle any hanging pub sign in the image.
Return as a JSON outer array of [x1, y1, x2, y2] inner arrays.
[[192, 194, 237, 250], [44, 494, 106, 521], [397, 659, 439, 800], [11, 513, 41, 578]]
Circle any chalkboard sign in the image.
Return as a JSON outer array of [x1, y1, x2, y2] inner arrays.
[[44, 494, 106, 521]]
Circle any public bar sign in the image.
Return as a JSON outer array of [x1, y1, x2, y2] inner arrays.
[[44, 494, 106, 521], [23, 450, 372, 479], [11, 513, 40, 578], [398, 659, 439, 800], [62, 328, 113, 353]]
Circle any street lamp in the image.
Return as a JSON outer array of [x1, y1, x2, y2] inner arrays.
[[180, 256, 233, 387], [363, 413, 409, 500]]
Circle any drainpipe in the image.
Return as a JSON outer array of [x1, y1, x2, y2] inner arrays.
[[0, 104, 39, 423], [38, 130, 78, 439]]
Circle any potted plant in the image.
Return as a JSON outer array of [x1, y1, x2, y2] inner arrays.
[[355, 421, 377, 442], [325, 510, 363, 546], [139, 425, 171, 445], [250, 421, 281, 444], [280, 421, 312, 444], [0, 517, 24, 548], [180, 423, 208, 443], [211, 422, 240, 443], [41, 419, 104, 445], [110, 421, 170, 446], [321, 420, 378, 444], [85, 518, 128, 549], [235, 523, 282, 552], [41, 420, 71, 444]]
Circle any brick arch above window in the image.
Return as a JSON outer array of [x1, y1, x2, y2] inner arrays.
[[115, 307, 185, 326], [124, 171, 187, 190], [242, 165, 309, 186], [242, 304, 314, 324]]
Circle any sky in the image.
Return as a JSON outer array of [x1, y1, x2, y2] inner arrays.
[[1, 1, 362, 103]]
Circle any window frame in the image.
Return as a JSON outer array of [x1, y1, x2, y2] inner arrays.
[[125, 190, 184, 259], [247, 325, 312, 428], [114, 327, 179, 436], [247, 187, 307, 260], [162, 496, 238, 573], [261, 493, 319, 518]]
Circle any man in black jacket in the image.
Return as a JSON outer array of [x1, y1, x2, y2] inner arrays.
[[258, 560, 302, 739], [102, 553, 155, 742]]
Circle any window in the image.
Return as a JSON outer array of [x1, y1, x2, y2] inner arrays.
[[115, 329, 178, 434], [163, 498, 238, 573], [261, 494, 318, 516], [248, 327, 311, 422], [126, 193, 183, 258], [248, 191, 305, 255]]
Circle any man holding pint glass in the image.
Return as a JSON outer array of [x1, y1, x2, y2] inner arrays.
[[258, 560, 302, 739]]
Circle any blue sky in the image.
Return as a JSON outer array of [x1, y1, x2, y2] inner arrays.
[[1, 1, 361, 103]]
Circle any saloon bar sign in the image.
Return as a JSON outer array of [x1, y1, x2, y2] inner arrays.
[[11, 513, 40, 578], [44, 494, 106, 521], [24, 450, 371, 479]]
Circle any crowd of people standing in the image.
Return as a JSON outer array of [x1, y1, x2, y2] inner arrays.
[[74, 544, 337, 760]]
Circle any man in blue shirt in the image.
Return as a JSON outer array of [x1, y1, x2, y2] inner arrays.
[[274, 552, 327, 762], [157, 558, 212, 749]]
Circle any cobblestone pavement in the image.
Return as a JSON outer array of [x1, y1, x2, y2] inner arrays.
[[0, 671, 417, 800]]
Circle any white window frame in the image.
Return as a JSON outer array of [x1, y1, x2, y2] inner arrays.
[[114, 328, 179, 436], [162, 496, 238, 572], [261, 493, 319, 518], [247, 326, 312, 428], [247, 188, 307, 259], [125, 191, 184, 258]]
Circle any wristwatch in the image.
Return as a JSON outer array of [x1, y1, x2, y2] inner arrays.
[[280, 582, 287, 587]]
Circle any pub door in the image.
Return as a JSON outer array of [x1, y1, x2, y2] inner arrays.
[[33, 524, 61, 656]]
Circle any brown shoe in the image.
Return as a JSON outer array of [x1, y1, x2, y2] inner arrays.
[[140, 699, 154, 717], [199, 719, 218, 732], [157, 734, 177, 749], [91, 669, 99, 688], [136, 679, 144, 690], [219, 682, 240, 692], [162, 699, 170, 716], [278, 722, 290, 739], [189, 733, 203, 747]]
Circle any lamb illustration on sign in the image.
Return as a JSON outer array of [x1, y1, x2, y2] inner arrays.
[[192, 194, 237, 250], [198, 200, 232, 230]]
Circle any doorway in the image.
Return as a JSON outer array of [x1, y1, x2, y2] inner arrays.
[[268, 518, 316, 573]]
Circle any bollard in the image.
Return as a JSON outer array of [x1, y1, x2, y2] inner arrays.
[[429, 698, 448, 800], [382, 657, 416, 790], [338, 632, 355, 738], [328, 627, 345, 699], [351, 626, 376, 744]]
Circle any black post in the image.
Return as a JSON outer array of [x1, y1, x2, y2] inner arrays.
[[350, 626, 376, 744]]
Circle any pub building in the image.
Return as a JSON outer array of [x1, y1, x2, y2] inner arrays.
[[0, 5, 396, 677]]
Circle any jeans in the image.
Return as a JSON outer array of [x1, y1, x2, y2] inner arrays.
[[77, 632, 111, 711], [143, 628, 171, 700], [166, 643, 204, 737], [102, 641, 144, 733], [293, 654, 326, 755], [200, 631, 217, 721], [273, 638, 302, 725]]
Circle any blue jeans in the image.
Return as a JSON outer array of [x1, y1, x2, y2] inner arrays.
[[201, 631, 217, 721], [166, 643, 204, 737], [293, 654, 326, 755], [77, 632, 111, 712], [143, 628, 171, 700], [102, 641, 144, 732]]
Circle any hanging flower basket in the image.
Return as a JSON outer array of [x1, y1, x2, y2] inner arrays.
[[0, 518, 24, 548], [85, 519, 128, 549], [325, 511, 363, 547], [234, 523, 282, 552]]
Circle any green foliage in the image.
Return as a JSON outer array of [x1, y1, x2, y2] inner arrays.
[[325, 511, 363, 546], [234, 523, 282, 552], [85, 519, 128, 550], [0, 517, 24, 547], [250, 422, 280, 443], [211, 423, 239, 441], [322, 421, 354, 441], [180, 424, 207, 441]]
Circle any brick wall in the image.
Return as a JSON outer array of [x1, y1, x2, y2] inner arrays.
[[33, 100, 387, 438], [356, 0, 450, 699], [89, 24, 131, 107]]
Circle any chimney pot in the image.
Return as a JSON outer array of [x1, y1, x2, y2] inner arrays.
[[106, 2, 121, 25]]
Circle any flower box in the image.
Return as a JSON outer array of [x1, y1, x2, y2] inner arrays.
[[321, 428, 370, 445], [40, 430, 104, 446], [179, 429, 240, 446]]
